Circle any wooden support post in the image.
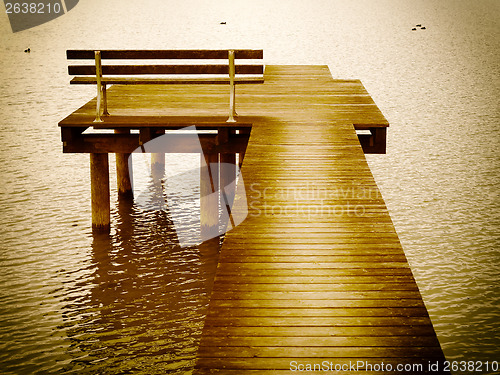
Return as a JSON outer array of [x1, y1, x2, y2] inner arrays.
[[373, 127, 387, 154], [218, 129, 237, 229], [200, 152, 219, 241], [102, 84, 110, 116], [114, 129, 133, 198], [90, 153, 110, 232], [238, 128, 251, 168], [220, 152, 236, 232], [139, 128, 153, 146]]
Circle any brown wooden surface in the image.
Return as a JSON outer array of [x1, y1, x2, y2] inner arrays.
[[61, 133, 249, 154], [66, 49, 264, 126], [60, 115, 255, 128], [114, 129, 133, 197], [66, 49, 264, 60], [70, 76, 265, 85], [191, 66, 448, 374], [90, 153, 110, 231], [68, 64, 264, 76], [59, 66, 388, 133], [59, 65, 446, 373]]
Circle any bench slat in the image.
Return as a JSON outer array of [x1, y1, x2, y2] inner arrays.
[[67, 49, 263, 60], [68, 64, 264, 76], [70, 77, 264, 85]]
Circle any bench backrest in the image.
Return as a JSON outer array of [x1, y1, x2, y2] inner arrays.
[[67, 49, 264, 77]]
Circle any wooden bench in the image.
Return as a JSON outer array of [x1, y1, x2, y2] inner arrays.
[[66, 49, 264, 123]]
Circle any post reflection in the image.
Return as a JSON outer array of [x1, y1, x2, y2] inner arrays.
[[61, 194, 220, 373]]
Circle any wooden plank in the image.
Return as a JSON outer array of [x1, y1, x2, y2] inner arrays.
[[204, 306, 428, 317], [214, 268, 415, 277], [215, 255, 409, 263], [197, 346, 442, 358], [217, 250, 407, 257], [200, 335, 441, 348], [210, 283, 419, 292], [200, 325, 436, 337], [61, 132, 249, 154], [67, 49, 264, 60], [208, 291, 424, 301], [208, 300, 428, 310], [70, 76, 264, 85], [213, 275, 416, 284], [68, 64, 264, 76], [213, 263, 412, 272], [59, 115, 255, 128]]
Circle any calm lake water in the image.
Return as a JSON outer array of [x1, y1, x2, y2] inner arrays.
[[0, 0, 499, 373]]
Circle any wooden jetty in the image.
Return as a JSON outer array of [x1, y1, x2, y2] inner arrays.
[[59, 58, 448, 373], [192, 66, 448, 374]]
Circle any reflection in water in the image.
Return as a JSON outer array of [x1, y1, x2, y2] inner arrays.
[[61, 198, 220, 373]]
